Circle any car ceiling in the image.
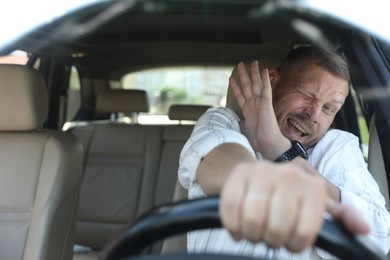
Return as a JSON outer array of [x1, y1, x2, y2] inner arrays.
[[10, 0, 350, 79]]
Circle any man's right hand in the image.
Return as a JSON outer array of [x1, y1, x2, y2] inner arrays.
[[219, 161, 370, 252], [229, 61, 290, 160]]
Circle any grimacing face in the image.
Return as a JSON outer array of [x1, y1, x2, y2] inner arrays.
[[270, 64, 349, 148]]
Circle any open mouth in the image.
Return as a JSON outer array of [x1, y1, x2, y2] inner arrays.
[[287, 118, 309, 137]]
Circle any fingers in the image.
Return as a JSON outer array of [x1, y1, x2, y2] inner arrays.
[[220, 162, 330, 253], [229, 61, 259, 109], [237, 62, 253, 99], [220, 161, 370, 254], [285, 176, 327, 252], [229, 77, 246, 108], [220, 166, 249, 240], [326, 199, 370, 235], [220, 163, 274, 242], [229, 61, 271, 102], [249, 61, 273, 100], [264, 166, 326, 251], [240, 167, 273, 242], [250, 61, 262, 96], [260, 68, 272, 100], [265, 170, 300, 248]]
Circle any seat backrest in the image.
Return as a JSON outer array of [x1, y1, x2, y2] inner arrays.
[[159, 104, 210, 254], [154, 104, 211, 206], [72, 99, 210, 256], [71, 89, 164, 252], [368, 114, 390, 211], [159, 180, 189, 254], [0, 64, 84, 260], [95, 89, 149, 120]]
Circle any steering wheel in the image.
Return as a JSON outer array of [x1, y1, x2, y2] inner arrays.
[[102, 196, 385, 260]]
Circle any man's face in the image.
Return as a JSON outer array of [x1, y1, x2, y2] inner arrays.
[[272, 64, 349, 148]]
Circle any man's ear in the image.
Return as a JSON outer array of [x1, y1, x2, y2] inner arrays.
[[268, 69, 279, 88]]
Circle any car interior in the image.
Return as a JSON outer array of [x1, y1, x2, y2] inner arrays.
[[0, 0, 389, 259], [0, 64, 84, 260]]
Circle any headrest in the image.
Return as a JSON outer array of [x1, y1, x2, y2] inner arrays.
[[168, 104, 211, 121], [0, 64, 48, 131], [226, 60, 280, 119], [95, 89, 149, 113]]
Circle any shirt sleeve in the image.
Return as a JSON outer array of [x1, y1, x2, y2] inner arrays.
[[310, 129, 390, 254], [178, 107, 254, 198]]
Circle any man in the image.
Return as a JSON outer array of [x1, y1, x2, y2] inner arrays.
[[178, 46, 390, 258]]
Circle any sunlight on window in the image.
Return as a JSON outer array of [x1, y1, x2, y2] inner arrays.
[[121, 66, 232, 115]]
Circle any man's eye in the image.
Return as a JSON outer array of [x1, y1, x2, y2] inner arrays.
[[323, 106, 334, 114]]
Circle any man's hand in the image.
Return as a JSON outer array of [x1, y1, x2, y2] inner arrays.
[[219, 161, 370, 252], [229, 61, 290, 160]]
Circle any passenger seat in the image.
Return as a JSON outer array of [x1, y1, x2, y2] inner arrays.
[[72, 96, 210, 258], [0, 64, 84, 260], [368, 113, 390, 211], [71, 89, 163, 259], [154, 104, 211, 207], [158, 104, 211, 254]]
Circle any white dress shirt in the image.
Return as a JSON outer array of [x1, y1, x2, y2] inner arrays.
[[178, 107, 390, 259]]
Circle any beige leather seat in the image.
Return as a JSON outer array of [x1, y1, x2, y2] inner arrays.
[[70, 96, 210, 258], [0, 64, 84, 260], [71, 89, 163, 259], [159, 105, 211, 254], [155, 104, 211, 207], [368, 114, 390, 212]]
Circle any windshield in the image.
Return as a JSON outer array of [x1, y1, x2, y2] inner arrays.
[[0, 0, 99, 49]]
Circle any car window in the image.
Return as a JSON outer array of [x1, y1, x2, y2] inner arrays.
[[351, 87, 369, 159], [66, 66, 82, 122], [121, 66, 232, 124]]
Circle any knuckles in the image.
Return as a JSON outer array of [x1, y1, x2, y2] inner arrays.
[[221, 161, 327, 250]]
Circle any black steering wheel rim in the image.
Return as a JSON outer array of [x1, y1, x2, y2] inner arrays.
[[103, 196, 385, 260]]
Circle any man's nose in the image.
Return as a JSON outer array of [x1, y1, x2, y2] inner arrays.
[[304, 104, 321, 124]]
